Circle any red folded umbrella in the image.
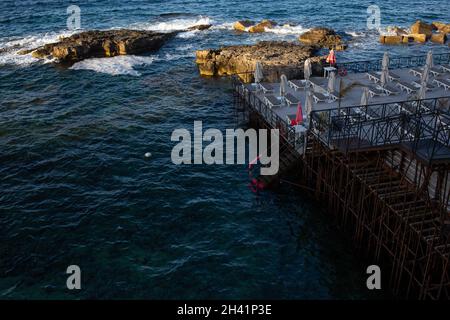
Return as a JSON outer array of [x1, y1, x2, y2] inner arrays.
[[326, 49, 336, 66], [291, 102, 303, 126]]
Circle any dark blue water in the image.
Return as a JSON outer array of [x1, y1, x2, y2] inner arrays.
[[0, 0, 448, 299]]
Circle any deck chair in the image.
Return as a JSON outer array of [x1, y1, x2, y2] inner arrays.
[[288, 79, 306, 91], [367, 85, 384, 97], [429, 67, 444, 77], [259, 83, 274, 94], [366, 71, 381, 83], [412, 80, 436, 91], [388, 72, 401, 82], [441, 65, 450, 73], [284, 93, 300, 106], [433, 78, 450, 90], [308, 78, 324, 91], [409, 67, 423, 77], [264, 95, 282, 108], [312, 92, 327, 103], [381, 84, 400, 95], [396, 81, 417, 94]]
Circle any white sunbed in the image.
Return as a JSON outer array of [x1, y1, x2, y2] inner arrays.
[[396, 81, 418, 94], [288, 79, 307, 91], [312, 92, 327, 103], [433, 78, 450, 90], [429, 67, 444, 77], [264, 95, 282, 108], [442, 65, 450, 73], [284, 93, 300, 106], [366, 72, 381, 83], [409, 67, 423, 77], [367, 85, 385, 97], [412, 80, 436, 91], [259, 83, 274, 94], [381, 84, 400, 96], [388, 72, 401, 82]]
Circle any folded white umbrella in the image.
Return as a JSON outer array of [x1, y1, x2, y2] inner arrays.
[[280, 74, 288, 97], [254, 61, 264, 84], [380, 68, 389, 88], [382, 51, 389, 70], [426, 50, 433, 69], [360, 87, 370, 106], [418, 81, 427, 100], [305, 91, 313, 118], [327, 71, 336, 94], [304, 58, 312, 81], [421, 64, 430, 84]]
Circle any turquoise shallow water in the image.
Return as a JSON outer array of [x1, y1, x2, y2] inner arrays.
[[0, 0, 449, 299]]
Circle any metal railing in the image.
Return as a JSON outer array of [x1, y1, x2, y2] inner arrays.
[[309, 96, 450, 163], [232, 76, 306, 154], [337, 52, 450, 74]]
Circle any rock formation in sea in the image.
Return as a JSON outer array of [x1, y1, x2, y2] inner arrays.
[[25, 30, 177, 63], [380, 20, 449, 45], [233, 19, 277, 33], [299, 27, 347, 50], [196, 41, 323, 82]]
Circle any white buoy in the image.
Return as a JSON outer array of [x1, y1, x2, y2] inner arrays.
[[145, 152, 152, 158]]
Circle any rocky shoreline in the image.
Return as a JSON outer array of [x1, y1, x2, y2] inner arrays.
[[21, 30, 177, 63], [196, 41, 323, 83]]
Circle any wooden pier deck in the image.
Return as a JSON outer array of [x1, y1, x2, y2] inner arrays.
[[233, 53, 450, 299]]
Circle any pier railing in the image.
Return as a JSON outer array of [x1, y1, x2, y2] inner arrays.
[[310, 95, 450, 163], [337, 52, 450, 74], [232, 77, 306, 153]]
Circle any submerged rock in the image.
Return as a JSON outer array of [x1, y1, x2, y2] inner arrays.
[[233, 19, 277, 33], [30, 29, 176, 62], [299, 27, 347, 50], [432, 22, 450, 34], [196, 41, 322, 82], [188, 24, 212, 31]]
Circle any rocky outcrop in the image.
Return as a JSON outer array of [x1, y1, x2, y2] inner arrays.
[[410, 20, 433, 36], [432, 22, 450, 34], [381, 20, 449, 45], [188, 24, 212, 31], [299, 27, 347, 50], [233, 19, 277, 33], [196, 41, 321, 82], [29, 30, 176, 62]]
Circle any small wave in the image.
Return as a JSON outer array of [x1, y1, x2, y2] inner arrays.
[[0, 30, 79, 66], [265, 24, 310, 35], [129, 16, 213, 32], [69, 55, 156, 76], [345, 31, 365, 38]]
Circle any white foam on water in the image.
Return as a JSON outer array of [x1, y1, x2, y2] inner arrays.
[[130, 16, 213, 32], [265, 24, 310, 35], [345, 31, 365, 38], [70, 55, 156, 76], [0, 30, 79, 66]]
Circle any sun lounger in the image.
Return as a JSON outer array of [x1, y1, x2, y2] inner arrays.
[[388, 72, 401, 82], [429, 67, 443, 77], [380, 84, 400, 95], [396, 81, 417, 94], [328, 92, 340, 101], [433, 78, 450, 90], [308, 78, 324, 90], [366, 72, 381, 83], [409, 67, 423, 77], [367, 85, 384, 97], [288, 79, 306, 91], [284, 93, 300, 106], [412, 80, 436, 91], [264, 95, 282, 108], [259, 83, 274, 94], [441, 65, 450, 73], [312, 92, 327, 103]]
